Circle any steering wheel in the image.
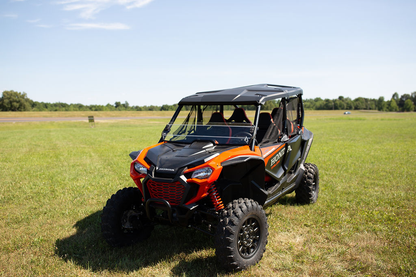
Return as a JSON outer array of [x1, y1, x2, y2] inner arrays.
[[234, 132, 252, 138], [230, 132, 252, 144]]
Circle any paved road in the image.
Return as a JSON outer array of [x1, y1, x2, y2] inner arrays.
[[0, 116, 172, 123]]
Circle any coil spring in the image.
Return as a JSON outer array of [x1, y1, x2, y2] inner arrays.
[[208, 184, 224, 211]]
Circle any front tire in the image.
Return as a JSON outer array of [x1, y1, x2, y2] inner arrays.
[[296, 163, 319, 204], [101, 187, 153, 247], [215, 198, 269, 271]]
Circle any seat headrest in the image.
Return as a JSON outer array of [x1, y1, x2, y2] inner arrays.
[[258, 112, 272, 128], [208, 112, 226, 124], [227, 108, 251, 124]]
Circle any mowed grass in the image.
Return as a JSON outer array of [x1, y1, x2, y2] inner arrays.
[[0, 110, 343, 119], [0, 111, 415, 276], [0, 111, 178, 118]]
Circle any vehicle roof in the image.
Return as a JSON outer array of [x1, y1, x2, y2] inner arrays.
[[179, 84, 303, 105]]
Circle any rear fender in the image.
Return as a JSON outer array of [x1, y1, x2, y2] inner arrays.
[[300, 127, 314, 165], [217, 156, 267, 206]]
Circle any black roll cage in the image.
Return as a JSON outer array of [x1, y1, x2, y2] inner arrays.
[[161, 94, 304, 151]]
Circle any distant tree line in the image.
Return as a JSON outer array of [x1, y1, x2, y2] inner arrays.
[[1, 90, 415, 112], [303, 92, 416, 112], [0, 90, 180, 112]]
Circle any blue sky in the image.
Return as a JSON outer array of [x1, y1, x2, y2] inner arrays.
[[1, 0, 415, 106]]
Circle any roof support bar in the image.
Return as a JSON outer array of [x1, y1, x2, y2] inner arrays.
[[251, 105, 262, 151]]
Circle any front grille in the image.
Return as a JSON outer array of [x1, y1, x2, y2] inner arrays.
[[146, 180, 185, 206]]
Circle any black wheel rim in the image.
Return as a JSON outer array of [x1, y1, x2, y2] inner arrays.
[[237, 217, 261, 259], [121, 204, 144, 234]]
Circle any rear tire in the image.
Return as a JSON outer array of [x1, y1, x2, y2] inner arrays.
[[215, 198, 268, 271], [296, 163, 319, 204], [101, 187, 153, 247]]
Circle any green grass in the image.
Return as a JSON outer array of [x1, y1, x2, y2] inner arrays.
[[0, 112, 415, 276], [0, 111, 177, 118]]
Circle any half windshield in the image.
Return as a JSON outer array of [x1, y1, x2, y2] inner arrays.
[[164, 105, 256, 145]]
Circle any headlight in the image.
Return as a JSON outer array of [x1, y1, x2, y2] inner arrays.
[[134, 162, 148, 175], [191, 167, 213, 179]]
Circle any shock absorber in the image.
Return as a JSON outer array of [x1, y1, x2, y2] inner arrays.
[[208, 183, 224, 211]]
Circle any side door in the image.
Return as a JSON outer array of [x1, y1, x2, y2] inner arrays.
[[261, 95, 303, 183], [282, 135, 302, 172], [280, 96, 303, 188], [263, 143, 286, 181], [262, 133, 301, 182]]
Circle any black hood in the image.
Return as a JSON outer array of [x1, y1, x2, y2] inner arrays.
[[145, 141, 233, 174]]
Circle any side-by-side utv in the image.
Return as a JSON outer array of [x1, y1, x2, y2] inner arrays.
[[101, 84, 319, 271]]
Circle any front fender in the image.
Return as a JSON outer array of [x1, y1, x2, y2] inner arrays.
[[217, 156, 267, 206]]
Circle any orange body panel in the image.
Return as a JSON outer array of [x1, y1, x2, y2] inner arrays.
[[263, 144, 285, 165], [131, 143, 264, 206], [183, 145, 262, 205], [130, 142, 166, 195]]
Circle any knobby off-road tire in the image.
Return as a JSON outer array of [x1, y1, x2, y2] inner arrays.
[[296, 163, 319, 204], [101, 187, 153, 247], [215, 198, 269, 271]]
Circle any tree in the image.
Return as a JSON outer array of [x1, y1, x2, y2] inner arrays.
[[377, 97, 387, 111], [388, 99, 399, 112], [399, 94, 411, 110], [314, 100, 325, 110], [334, 99, 346, 110], [403, 99, 415, 112], [106, 103, 115, 111], [353, 97, 366, 110], [303, 100, 315, 110], [392, 92, 399, 102], [411, 92, 416, 103], [344, 98, 354, 110], [0, 90, 32, 111], [262, 100, 278, 111], [412, 92, 416, 111]]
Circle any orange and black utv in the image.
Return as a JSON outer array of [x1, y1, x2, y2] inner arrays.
[[101, 84, 319, 271]]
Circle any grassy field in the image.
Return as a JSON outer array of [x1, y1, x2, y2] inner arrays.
[[0, 111, 177, 118], [0, 110, 355, 118], [0, 111, 415, 276]]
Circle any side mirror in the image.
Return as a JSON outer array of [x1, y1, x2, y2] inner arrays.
[[129, 150, 141, 160]]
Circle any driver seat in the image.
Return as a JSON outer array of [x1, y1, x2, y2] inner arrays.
[[205, 112, 231, 143]]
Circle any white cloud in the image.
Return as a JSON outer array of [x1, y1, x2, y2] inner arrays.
[[2, 14, 18, 18], [62, 3, 107, 19], [36, 24, 53, 28], [66, 22, 130, 30], [118, 0, 153, 9], [27, 18, 41, 23], [57, 0, 155, 19]]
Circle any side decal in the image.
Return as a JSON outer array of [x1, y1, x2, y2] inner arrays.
[[270, 148, 285, 169]]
